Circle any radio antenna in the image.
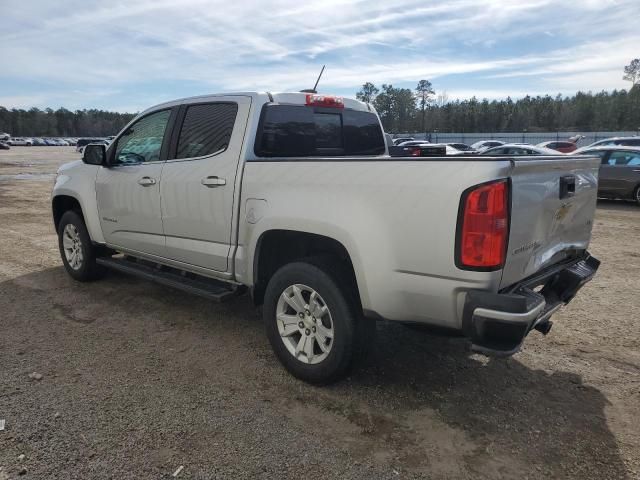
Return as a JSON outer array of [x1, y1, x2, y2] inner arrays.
[[300, 65, 326, 94]]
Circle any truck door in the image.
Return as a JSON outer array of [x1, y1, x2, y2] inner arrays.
[[160, 96, 251, 272], [96, 108, 176, 257]]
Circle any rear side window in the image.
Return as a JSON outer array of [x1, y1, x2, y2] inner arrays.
[[608, 151, 640, 165], [255, 104, 385, 157], [176, 103, 238, 159]]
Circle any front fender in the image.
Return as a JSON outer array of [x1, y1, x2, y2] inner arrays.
[[52, 164, 104, 244]]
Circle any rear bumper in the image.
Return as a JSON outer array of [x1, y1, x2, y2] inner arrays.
[[462, 253, 600, 356]]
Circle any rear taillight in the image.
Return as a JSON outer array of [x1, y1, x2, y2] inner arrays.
[[457, 179, 509, 270], [305, 94, 344, 108], [409, 147, 421, 156]]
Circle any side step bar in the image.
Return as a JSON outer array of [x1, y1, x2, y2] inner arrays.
[[96, 256, 239, 303]]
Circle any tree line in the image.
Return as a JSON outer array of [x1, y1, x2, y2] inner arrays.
[[3, 90, 639, 138], [2, 59, 639, 136], [358, 58, 640, 134], [357, 83, 640, 134], [0, 107, 136, 137]]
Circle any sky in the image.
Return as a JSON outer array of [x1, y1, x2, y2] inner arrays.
[[0, 0, 638, 112]]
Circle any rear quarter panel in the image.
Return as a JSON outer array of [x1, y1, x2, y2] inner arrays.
[[237, 158, 511, 327]]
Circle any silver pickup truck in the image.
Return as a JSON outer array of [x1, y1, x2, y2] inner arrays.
[[52, 92, 600, 383]]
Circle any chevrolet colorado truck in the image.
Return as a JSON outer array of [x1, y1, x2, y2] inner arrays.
[[52, 92, 600, 384]]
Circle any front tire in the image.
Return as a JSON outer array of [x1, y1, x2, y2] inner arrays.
[[634, 186, 640, 206], [57, 210, 105, 281], [264, 259, 363, 384]]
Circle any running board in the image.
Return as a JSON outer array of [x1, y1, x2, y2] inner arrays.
[[96, 256, 239, 303]]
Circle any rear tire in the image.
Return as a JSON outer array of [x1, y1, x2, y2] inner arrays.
[[263, 258, 368, 384], [635, 186, 640, 206], [57, 210, 105, 281]]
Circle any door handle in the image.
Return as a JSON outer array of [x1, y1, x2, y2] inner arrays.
[[201, 176, 226, 187], [633, 169, 640, 172], [137, 176, 157, 186]]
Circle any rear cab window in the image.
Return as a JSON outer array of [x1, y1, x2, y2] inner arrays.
[[254, 104, 385, 157]]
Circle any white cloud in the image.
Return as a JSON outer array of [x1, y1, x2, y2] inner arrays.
[[0, 0, 638, 109]]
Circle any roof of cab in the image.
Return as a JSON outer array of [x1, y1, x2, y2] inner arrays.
[[139, 91, 371, 116], [270, 92, 370, 111]]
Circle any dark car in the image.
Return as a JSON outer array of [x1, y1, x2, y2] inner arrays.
[[388, 143, 448, 157], [0, 141, 10, 150], [396, 140, 430, 146], [573, 146, 640, 205], [76, 138, 107, 152], [32, 138, 48, 146]]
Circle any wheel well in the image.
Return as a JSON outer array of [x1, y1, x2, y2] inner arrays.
[[52, 195, 83, 231], [252, 230, 360, 307]]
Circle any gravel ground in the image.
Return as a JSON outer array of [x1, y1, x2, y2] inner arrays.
[[1, 147, 639, 479]]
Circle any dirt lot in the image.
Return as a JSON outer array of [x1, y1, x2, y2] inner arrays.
[[1, 147, 639, 479]]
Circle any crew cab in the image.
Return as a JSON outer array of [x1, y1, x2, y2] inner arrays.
[[52, 92, 600, 383]]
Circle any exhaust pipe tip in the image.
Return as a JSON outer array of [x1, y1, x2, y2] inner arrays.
[[534, 320, 553, 335]]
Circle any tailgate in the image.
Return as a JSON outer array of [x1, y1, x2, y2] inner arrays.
[[500, 155, 600, 289]]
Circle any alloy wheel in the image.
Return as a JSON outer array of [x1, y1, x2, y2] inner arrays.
[[276, 284, 334, 364], [62, 224, 84, 270]]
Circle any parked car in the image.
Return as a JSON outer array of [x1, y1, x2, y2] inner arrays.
[[83, 139, 110, 154], [537, 141, 577, 153], [470, 140, 505, 152], [76, 138, 108, 153], [53, 91, 600, 383], [481, 144, 560, 156], [31, 138, 47, 146], [0, 141, 10, 150], [393, 137, 415, 145], [389, 143, 467, 156], [446, 143, 477, 153], [571, 146, 640, 205], [582, 136, 640, 149], [397, 140, 431, 146], [7, 137, 33, 146]]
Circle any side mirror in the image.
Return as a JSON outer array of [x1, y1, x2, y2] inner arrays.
[[83, 143, 106, 166]]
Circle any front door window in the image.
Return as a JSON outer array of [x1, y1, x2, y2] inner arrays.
[[114, 110, 171, 164]]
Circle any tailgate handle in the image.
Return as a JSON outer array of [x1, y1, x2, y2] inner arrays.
[[559, 175, 576, 199]]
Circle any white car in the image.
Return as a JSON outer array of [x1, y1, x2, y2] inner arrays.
[[580, 136, 640, 150], [481, 144, 561, 156], [7, 137, 33, 146], [52, 91, 600, 383], [470, 140, 505, 152]]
